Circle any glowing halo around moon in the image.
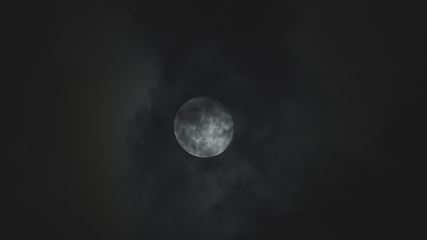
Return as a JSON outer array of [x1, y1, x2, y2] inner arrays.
[[174, 97, 234, 158]]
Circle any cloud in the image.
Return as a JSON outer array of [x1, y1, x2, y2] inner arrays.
[[124, 28, 314, 240], [123, 0, 403, 239]]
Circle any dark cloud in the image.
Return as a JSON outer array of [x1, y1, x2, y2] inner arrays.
[[123, 0, 420, 239], [123, 1, 307, 238], [4, 0, 424, 239], [122, 0, 425, 239]]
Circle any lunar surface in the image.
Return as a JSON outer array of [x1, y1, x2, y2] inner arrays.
[[174, 97, 234, 158]]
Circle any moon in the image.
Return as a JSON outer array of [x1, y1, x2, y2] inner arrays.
[[174, 97, 234, 158]]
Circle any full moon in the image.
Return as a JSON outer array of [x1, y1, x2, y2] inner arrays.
[[174, 97, 234, 158]]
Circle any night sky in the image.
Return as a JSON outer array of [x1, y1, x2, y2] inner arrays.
[[4, 0, 425, 239]]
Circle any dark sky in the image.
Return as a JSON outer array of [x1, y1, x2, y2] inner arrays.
[[4, 0, 425, 239]]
